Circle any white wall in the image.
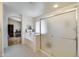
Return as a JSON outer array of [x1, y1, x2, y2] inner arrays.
[[22, 16, 35, 43], [77, 3, 79, 57], [3, 4, 20, 48], [0, 2, 3, 56]]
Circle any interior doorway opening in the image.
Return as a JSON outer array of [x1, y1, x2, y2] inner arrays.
[[8, 16, 22, 46]]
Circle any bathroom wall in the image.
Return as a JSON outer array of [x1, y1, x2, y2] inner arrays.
[[0, 2, 3, 56], [77, 3, 79, 57], [22, 16, 35, 43]]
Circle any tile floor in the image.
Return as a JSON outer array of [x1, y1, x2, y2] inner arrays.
[[4, 44, 47, 57]]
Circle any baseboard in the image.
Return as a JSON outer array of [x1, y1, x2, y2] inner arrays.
[[40, 49, 52, 57]]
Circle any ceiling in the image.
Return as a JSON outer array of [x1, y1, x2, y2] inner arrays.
[[9, 16, 21, 22], [4, 2, 45, 17], [4, 2, 76, 17], [45, 2, 76, 13]]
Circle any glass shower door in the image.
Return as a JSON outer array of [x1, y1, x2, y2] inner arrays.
[[40, 10, 77, 57]]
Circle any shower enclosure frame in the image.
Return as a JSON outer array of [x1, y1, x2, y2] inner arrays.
[[39, 7, 78, 57]]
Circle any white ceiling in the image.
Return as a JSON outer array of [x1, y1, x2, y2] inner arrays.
[[4, 2, 45, 17], [4, 2, 76, 17], [45, 2, 76, 13]]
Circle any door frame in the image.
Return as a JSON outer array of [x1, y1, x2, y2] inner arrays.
[[39, 7, 78, 56], [7, 15, 22, 46]]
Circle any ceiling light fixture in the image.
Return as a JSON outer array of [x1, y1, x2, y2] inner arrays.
[[53, 4, 59, 8]]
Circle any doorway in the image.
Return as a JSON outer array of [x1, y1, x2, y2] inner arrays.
[[40, 9, 77, 57], [8, 16, 22, 46], [8, 24, 14, 37]]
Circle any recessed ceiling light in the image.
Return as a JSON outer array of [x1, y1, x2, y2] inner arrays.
[[53, 4, 58, 8]]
